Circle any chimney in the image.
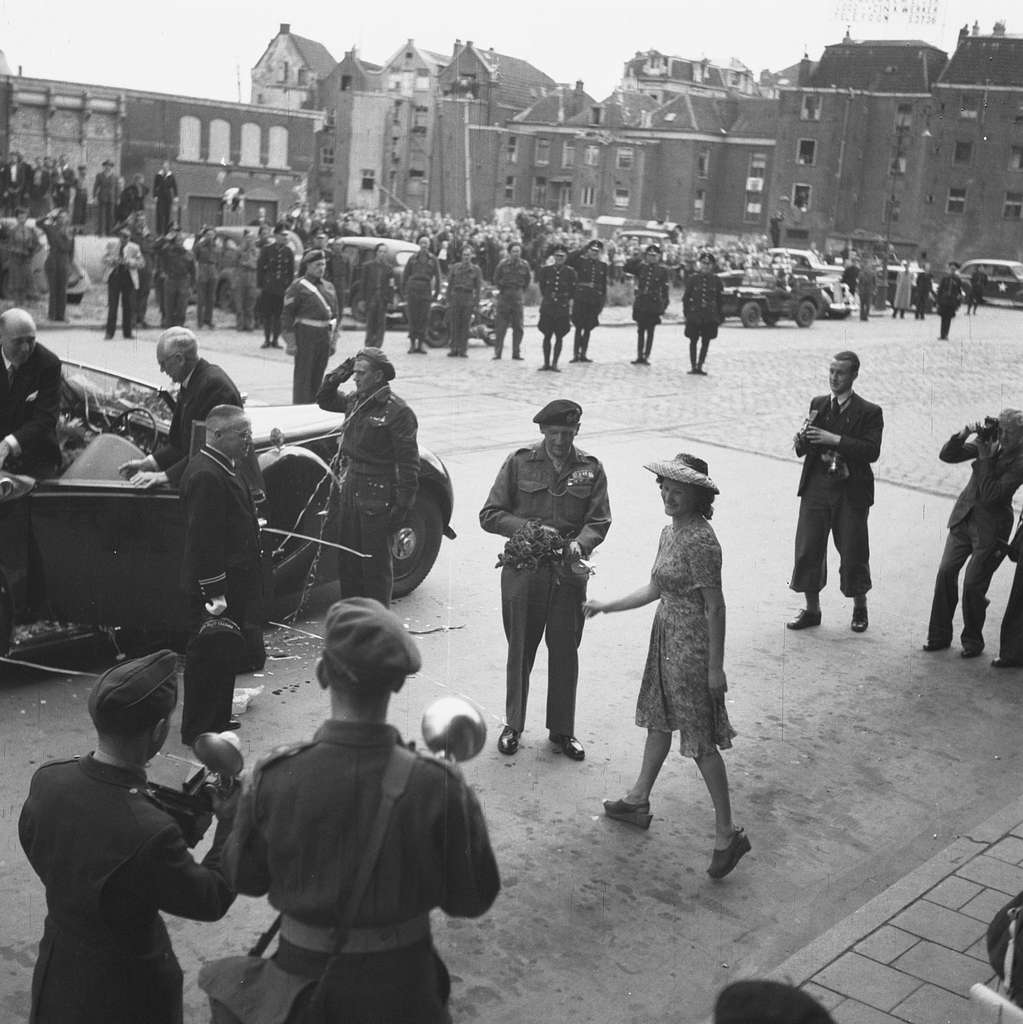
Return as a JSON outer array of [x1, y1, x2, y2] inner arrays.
[[972, 20, 980, 35], [280, 23, 290, 35], [466, 40, 474, 49], [958, 23, 970, 43], [993, 20, 1007, 36], [453, 38, 462, 56], [575, 80, 584, 94], [798, 52, 813, 86]]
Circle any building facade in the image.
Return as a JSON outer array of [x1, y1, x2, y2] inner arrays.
[[250, 23, 336, 111]]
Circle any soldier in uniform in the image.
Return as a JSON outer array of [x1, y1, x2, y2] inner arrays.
[[178, 405, 262, 745], [92, 159, 118, 236], [536, 246, 576, 372], [567, 239, 608, 363], [19, 650, 236, 1024], [6, 207, 39, 305], [480, 399, 612, 761], [128, 210, 156, 329], [39, 208, 74, 323], [234, 229, 259, 332], [257, 224, 296, 349], [682, 251, 724, 375], [200, 597, 499, 1024], [625, 244, 671, 365], [194, 225, 219, 330], [446, 248, 482, 358], [282, 249, 339, 405], [156, 225, 196, 329], [402, 234, 441, 355], [316, 349, 419, 608], [492, 241, 531, 360], [361, 243, 394, 347]]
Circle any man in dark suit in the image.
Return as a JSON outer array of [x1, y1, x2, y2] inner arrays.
[[179, 405, 262, 745], [118, 327, 241, 487], [787, 350, 884, 633], [0, 152, 28, 216], [0, 308, 61, 477]]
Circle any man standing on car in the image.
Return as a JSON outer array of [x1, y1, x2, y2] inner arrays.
[[362, 243, 394, 347], [492, 241, 531, 360], [282, 248, 339, 405], [119, 327, 242, 488], [178, 405, 262, 745], [316, 349, 419, 608], [447, 248, 483, 358], [257, 224, 295, 349]]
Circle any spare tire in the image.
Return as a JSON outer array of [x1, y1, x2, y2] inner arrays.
[[740, 301, 763, 328]]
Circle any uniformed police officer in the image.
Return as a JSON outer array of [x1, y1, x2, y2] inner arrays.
[[201, 598, 500, 1024], [19, 651, 236, 1024], [480, 400, 612, 761], [316, 349, 419, 607], [536, 246, 577, 372], [625, 244, 671, 365], [402, 233, 442, 355], [492, 241, 532, 360], [282, 248, 340, 405], [682, 251, 724, 375], [446, 248, 483, 358], [567, 239, 608, 363], [257, 224, 296, 348]]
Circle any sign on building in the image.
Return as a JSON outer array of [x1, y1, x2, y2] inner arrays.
[[833, 0, 940, 25]]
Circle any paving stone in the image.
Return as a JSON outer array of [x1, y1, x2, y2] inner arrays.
[[891, 982, 971, 1024], [957, 855, 1023, 896], [813, 953, 922, 1011], [802, 982, 846, 1011], [854, 926, 920, 964], [988, 836, 1023, 865], [965, 936, 990, 963], [889, 900, 986, 952], [891, 939, 988, 993], [960, 887, 1013, 924], [831, 998, 905, 1024], [926, 875, 982, 910]]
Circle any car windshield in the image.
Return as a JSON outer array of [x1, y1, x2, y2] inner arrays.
[[745, 268, 780, 287], [61, 363, 172, 428]]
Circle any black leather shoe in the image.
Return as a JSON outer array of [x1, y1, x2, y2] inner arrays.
[[961, 647, 984, 659], [550, 733, 585, 761], [497, 726, 519, 755], [851, 607, 868, 633], [992, 658, 1023, 669], [786, 609, 821, 630], [922, 641, 950, 652], [708, 828, 751, 879], [227, 719, 241, 730]]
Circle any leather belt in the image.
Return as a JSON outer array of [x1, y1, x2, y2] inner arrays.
[[281, 913, 430, 954], [294, 317, 332, 328]]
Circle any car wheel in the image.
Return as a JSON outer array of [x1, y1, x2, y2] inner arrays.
[[740, 301, 763, 328], [351, 290, 367, 323], [425, 307, 450, 348], [216, 278, 234, 311], [796, 300, 817, 328], [391, 490, 444, 599]]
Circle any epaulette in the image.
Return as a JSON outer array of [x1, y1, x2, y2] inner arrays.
[[255, 739, 317, 773], [37, 756, 80, 771], [573, 445, 598, 461]]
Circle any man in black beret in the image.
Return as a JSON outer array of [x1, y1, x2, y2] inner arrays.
[[480, 400, 612, 760], [282, 247, 339, 404], [19, 651, 237, 1024], [317, 349, 420, 607], [203, 598, 500, 1023]]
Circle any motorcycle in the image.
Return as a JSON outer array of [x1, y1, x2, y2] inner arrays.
[[425, 285, 497, 348]]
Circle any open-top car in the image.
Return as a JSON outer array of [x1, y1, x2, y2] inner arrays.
[[718, 267, 823, 328], [766, 247, 851, 319], [0, 362, 455, 657]]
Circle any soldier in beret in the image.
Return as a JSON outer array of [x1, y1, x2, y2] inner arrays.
[[19, 651, 237, 1024], [202, 598, 499, 1023], [282, 248, 340, 404], [536, 247, 577, 372], [480, 399, 612, 760]]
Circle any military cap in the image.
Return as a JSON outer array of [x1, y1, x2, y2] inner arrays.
[[550, 244, 568, 256], [645, 244, 662, 254], [533, 399, 582, 427], [320, 598, 421, 693], [273, 222, 288, 235], [102, 158, 114, 167], [88, 650, 178, 734], [697, 250, 716, 264], [355, 346, 395, 381], [302, 248, 327, 266], [587, 239, 604, 251]]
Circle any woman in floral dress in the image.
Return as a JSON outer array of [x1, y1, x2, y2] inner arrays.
[[583, 452, 750, 879]]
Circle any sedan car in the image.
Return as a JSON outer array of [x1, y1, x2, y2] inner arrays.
[[766, 247, 851, 319], [0, 362, 455, 656], [956, 259, 1023, 308], [718, 267, 822, 327], [338, 236, 420, 323]]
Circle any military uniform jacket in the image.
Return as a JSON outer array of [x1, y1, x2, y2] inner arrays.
[[625, 257, 670, 314], [940, 434, 1023, 538], [936, 273, 963, 310], [448, 260, 483, 304], [8, 222, 39, 259], [493, 257, 531, 302], [19, 754, 234, 1024], [194, 235, 219, 271], [157, 241, 196, 283], [537, 263, 577, 314], [257, 242, 296, 296], [281, 275, 339, 332], [567, 251, 608, 303], [222, 719, 499, 929], [682, 270, 723, 324], [316, 379, 420, 510], [402, 251, 442, 297], [153, 359, 243, 486], [479, 441, 611, 557], [179, 444, 262, 598], [362, 259, 394, 303]]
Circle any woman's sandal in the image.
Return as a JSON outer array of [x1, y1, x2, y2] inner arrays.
[[707, 827, 751, 879], [602, 797, 653, 830]]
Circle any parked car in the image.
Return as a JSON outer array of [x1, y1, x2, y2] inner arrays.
[[766, 247, 851, 318], [718, 267, 822, 327], [425, 282, 497, 348], [0, 361, 455, 657], [338, 236, 420, 323], [955, 259, 1023, 308]]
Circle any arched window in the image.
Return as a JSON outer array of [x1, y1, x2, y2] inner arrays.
[[268, 125, 288, 168], [240, 123, 261, 166], [178, 115, 200, 161], [209, 119, 230, 164]]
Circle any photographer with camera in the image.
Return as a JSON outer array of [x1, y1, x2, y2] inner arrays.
[[788, 351, 884, 634], [19, 651, 237, 1024], [923, 409, 1023, 659]]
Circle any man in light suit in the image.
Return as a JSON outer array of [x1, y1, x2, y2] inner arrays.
[[103, 226, 143, 339]]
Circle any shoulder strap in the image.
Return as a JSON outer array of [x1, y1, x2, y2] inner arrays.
[[297, 277, 334, 318]]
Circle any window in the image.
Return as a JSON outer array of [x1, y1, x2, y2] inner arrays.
[[297, 69, 308, 86], [614, 187, 630, 209], [415, 72, 430, 92], [960, 93, 980, 120], [267, 126, 289, 168], [640, 110, 653, 128], [744, 151, 766, 221], [1004, 192, 1023, 219], [414, 105, 429, 129], [797, 139, 816, 165], [1010, 146, 1023, 171], [279, 61, 289, 83], [616, 147, 634, 170], [532, 176, 547, 206], [585, 145, 599, 166], [208, 119, 230, 164], [562, 144, 575, 168], [506, 137, 518, 163], [240, 123, 261, 166], [409, 168, 424, 179], [361, 169, 376, 191], [696, 150, 709, 177], [178, 115, 200, 161], [580, 185, 595, 207], [324, 110, 336, 128], [895, 103, 913, 129], [792, 183, 811, 211], [536, 139, 550, 166], [800, 94, 820, 121], [946, 186, 967, 213], [590, 106, 602, 125], [890, 154, 906, 176], [953, 140, 973, 164], [693, 189, 705, 222], [504, 176, 515, 202], [320, 145, 335, 167], [341, 75, 352, 91]]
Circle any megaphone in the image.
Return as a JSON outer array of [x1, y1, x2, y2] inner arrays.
[[421, 696, 487, 762]]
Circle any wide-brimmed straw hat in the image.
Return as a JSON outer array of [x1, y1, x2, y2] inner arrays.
[[643, 452, 719, 493]]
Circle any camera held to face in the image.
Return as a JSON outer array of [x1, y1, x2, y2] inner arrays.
[[976, 416, 1001, 444]]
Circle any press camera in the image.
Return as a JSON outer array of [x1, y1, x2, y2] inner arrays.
[[975, 416, 1001, 444]]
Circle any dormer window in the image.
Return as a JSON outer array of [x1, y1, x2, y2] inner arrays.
[[590, 106, 602, 125]]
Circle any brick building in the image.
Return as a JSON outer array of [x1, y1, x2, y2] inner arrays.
[[251, 23, 336, 111]]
